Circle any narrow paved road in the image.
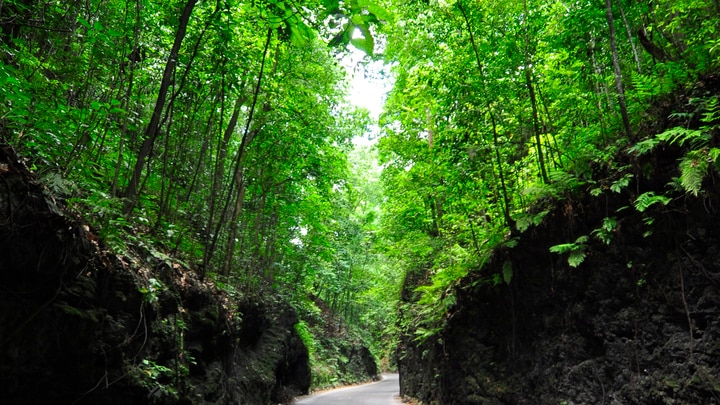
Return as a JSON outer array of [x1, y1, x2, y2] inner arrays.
[[295, 374, 401, 405]]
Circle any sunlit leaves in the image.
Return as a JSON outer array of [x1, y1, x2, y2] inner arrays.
[[325, 0, 390, 54]]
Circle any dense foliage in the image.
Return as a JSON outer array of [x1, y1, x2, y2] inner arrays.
[[3, 0, 720, 393], [0, 0, 395, 383], [377, 0, 720, 343]]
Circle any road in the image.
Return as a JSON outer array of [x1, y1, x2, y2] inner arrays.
[[295, 374, 401, 405]]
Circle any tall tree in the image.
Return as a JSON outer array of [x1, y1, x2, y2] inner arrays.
[[604, 0, 633, 140], [123, 0, 198, 212]]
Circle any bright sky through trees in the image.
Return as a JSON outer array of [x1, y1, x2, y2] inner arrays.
[[348, 59, 389, 120], [343, 45, 391, 145]]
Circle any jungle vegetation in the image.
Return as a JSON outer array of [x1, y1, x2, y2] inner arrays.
[[2, 0, 719, 381]]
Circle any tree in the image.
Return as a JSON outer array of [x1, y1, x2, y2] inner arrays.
[[604, 0, 633, 140], [123, 0, 198, 212]]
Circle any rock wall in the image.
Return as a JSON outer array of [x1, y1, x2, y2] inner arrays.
[[400, 177, 720, 404], [397, 105, 720, 403], [0, 144, 310, 404]]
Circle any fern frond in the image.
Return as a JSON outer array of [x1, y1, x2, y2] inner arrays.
[[610, 173, 633, 193], [568, 250, 586, 268], [678, 150, 709, 196], [631, 72, 658, 98], [628, 137, 661, 156], [700, 96, 720, 124], [656, 126, 707, 147], [634, 192, 671, 212], [549, 243, 575, 254]]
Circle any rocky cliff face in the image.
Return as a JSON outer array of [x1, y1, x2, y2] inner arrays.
[[398, 85, 720, 404], [401, 195, 720, 404], [0, 144, 310, 404]]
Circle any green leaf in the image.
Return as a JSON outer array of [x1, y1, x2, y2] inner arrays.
[[367, 4, 391, 21], [592, 217, 617, 245], [610, 173, 633, 193], [657, 126, 706, 147], [289, 19, 315, 46], [549, 243, 575, 254], [710, 148, 720, 164], [678, 150, 709, 196], [503, 237, 518, 249], [351, 21, 375, 54], [329, 22, 353, 47], [321, 0, 340, 13], [550, 235, 588, 267], [350, 37, 373, 54], [77, 17, 92, 29], [634, 191, 671, 212], [628, 137, 661, 156], [502, 260, 513, 285], [568, 250, 586, 267], [514, 209, 549, 232]]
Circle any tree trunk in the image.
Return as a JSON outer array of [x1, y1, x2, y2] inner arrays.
[[204, 91, 246, 273], [201, 28, 273, 280], [457, 0, 516, 224], [589, 36, 614, 114], [123, 0, 197, 214], [614, 0, 642, 74], [524, 68, 550, 184], [521, 0, 549, 184], [488, 105, 513, 229], [605, 0, 633, 140], [637, 26, 669, 63]]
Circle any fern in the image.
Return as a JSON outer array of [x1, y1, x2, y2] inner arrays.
[[41, 172, 78, 197], [568, 250, 586, 268], [656, 126, 707, 147], [628, 95, 719, 198], [549, 242, 577, 254], [631, 72, 673, 100], [592, 217, 617, 245], [711, 148, 720, 169], [631, 72, 658, 98], [633, 96, 717, 157], [610, 173, 633, 193], [414, 326, 443, 344], [678, 150, 709, 196], [699, 96, 720, 123], [514, 209, 549, 232], [549, 235, 588, 268], [634, 191, 671, 212], [628, 137, 661, 156]]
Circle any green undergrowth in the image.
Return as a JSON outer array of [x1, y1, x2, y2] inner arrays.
[[295, 296, 379, 390], [403, 87, 720, 348]]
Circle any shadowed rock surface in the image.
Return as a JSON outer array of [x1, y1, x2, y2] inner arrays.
[[398, 78, 720, 404], [0, 144, 310, 404]]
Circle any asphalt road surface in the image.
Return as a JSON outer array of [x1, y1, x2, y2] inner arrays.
[[295, 374, 401, 405]]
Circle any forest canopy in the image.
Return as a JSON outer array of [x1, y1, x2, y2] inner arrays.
[[376, 0, 720, 342], [2, 0, 720, 373], [0, 0, 396, 338]]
